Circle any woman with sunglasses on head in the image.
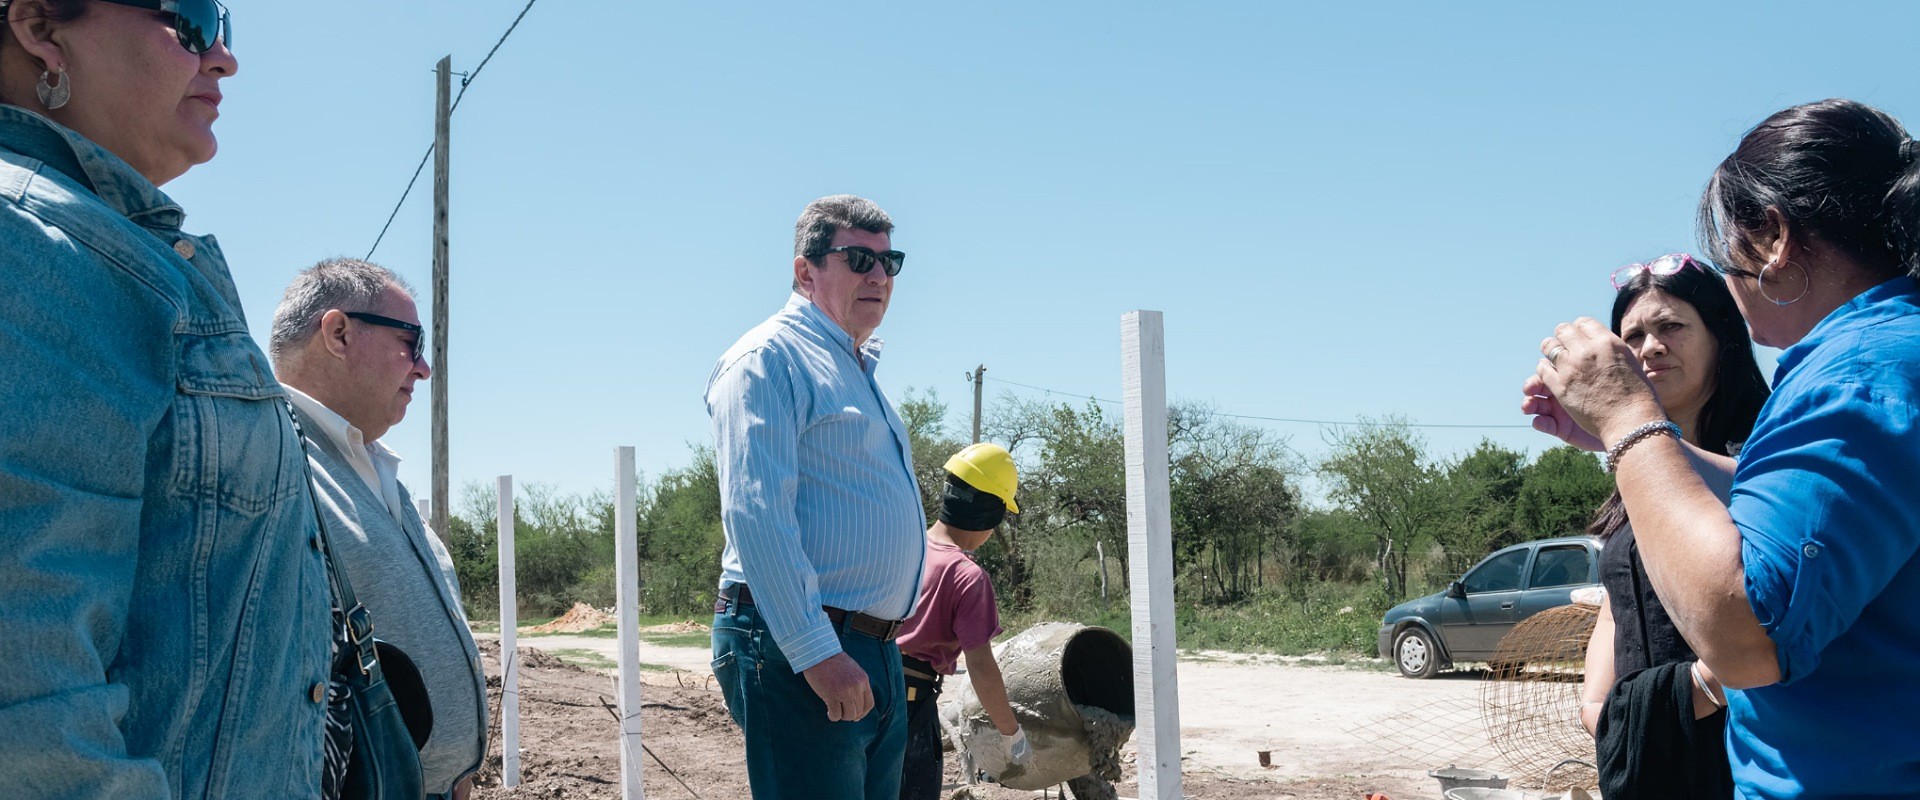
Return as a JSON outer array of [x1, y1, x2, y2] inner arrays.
[[1556, 255, 1767, 799], [1527, 98, 1920, 798], [0, 3, 342, 800]]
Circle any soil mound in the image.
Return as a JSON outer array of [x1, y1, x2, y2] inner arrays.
[[526, 603, 616, 634], [639, 620, 710, 634]]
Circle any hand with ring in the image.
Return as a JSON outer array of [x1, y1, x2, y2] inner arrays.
[[1522, 318, 1665, 450]]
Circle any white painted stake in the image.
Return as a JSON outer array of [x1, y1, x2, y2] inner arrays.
[[497, 475, 521, 788], [1097, 540, 1109, 604], [1121, 310, 1183, 800], [417, 498, 442, 547], [614, 448, 646, 800]]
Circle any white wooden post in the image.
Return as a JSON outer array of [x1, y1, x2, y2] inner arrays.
[[614, 448, 646, 799], [1096, 540, 1109, 604], [415, 498, 431, 524], [1121, 310, 1183, 800], [497, 475, 521, 787]]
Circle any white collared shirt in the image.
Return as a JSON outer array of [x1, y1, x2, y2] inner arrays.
[[283, 384, 408, 529]]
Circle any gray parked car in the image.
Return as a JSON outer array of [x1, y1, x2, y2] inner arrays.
[[1376, 536, 1599, 678]]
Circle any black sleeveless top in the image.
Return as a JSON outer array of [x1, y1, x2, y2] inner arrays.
[[1599, 523, 1698, 676]]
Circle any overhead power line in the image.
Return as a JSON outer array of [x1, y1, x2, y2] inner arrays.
[[365, 0, 542, 260], [984, 375, 1533, 430]]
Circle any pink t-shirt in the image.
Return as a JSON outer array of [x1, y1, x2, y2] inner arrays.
[[895, 538, 1002, 675]]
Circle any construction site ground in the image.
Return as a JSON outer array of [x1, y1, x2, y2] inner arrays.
[[468, 628, 1533, 800]]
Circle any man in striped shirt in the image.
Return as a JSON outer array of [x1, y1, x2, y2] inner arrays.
[[706, 195, 927, 800]]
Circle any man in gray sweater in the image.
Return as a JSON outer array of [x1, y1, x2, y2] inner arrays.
[[269, 258, 487, 800]]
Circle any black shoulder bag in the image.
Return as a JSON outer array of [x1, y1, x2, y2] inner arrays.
[[290, 405, 428, 800]]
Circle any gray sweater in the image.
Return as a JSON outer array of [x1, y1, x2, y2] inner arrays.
[[304, 429, 487, 793]]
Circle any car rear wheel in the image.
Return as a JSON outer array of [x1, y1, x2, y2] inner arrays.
[[1394, 627, 1441, 679]]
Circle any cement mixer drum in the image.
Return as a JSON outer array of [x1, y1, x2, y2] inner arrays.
[[940, 622, 1136, 790]]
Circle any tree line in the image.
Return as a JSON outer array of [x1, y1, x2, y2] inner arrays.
[[444, 392, 1615, 628]]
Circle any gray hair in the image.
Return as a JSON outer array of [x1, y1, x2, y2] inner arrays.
[[793, 194, 894, 258], [269, 257, 414, 363]]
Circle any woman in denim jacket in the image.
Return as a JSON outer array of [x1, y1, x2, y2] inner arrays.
[[0, 2, 335, 798]]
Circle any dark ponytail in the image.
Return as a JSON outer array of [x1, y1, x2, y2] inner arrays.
[[1888, 137, 1920, 277], [1698, 99, 1918, 280]]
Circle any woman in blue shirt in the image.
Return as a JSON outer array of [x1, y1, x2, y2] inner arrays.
[[0, 2, 336, 798], [1528, 98, 1920, 798]]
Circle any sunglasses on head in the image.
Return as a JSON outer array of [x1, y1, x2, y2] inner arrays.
[[345, 312, 425, 364], [97, 0, 231, 54], [1609, 253, 1708, 290], [812, 245, 905, 277]]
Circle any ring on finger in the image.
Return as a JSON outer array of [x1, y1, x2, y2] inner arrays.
[[1548, 346, 1567, 364]]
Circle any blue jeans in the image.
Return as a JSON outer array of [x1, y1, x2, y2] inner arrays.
[[712, 599, 907, 800]]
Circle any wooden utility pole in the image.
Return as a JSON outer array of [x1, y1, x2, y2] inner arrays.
[[969, 364, 985, 444], [430, 56, 452, 543]]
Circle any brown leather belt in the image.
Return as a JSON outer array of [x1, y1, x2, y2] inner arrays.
[[717, 584, 903, 642]]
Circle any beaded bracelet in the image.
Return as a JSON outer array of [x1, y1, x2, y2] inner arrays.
[[1604, 420, 1682, 472]]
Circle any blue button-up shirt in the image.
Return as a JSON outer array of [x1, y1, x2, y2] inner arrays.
[[706, 293, 926, 672], [1726, 276, 1920, 798], [0, 107, 332, 799]]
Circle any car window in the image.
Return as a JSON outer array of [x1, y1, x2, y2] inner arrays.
[[1462, 548, 1529, 594], [1528, 544, 1593, 589]]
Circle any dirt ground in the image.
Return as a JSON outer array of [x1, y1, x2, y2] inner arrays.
[[466, 634, 1559, 800]]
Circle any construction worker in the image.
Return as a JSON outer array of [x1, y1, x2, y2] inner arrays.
[[893, 443, 1032, 800]]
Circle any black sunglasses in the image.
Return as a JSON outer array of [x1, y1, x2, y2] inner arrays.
[[98, 0, 231, 54], [812, 245, 905, 277], [345, 312, 425, 364]]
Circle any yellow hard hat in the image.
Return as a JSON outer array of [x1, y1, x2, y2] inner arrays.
[[943, 442, 1019, 514]]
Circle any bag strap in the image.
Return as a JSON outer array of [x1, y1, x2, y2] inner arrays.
[[287, 401, 383, 678]]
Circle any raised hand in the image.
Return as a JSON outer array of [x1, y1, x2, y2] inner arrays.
[[1531, 320, 1666, 447], [1521, 373, 1605, 452]]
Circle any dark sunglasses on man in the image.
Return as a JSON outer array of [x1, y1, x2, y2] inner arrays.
[[812, 245, 906, 277], [345, 312, 426, 364], [97, 0, 232, 54]]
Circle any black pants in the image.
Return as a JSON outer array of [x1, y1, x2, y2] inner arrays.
[[899, 655, 945, 800]]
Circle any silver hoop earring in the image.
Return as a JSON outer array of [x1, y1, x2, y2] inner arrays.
[[36, 67, 70, 110], [1758, 260, 1809, 306]]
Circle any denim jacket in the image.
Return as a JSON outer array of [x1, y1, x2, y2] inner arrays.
[[0, 107, 334, 799]]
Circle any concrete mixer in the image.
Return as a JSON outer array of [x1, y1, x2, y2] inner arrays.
[[940, 622, 1136, 791]]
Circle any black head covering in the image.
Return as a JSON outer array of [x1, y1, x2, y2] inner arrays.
[[938, 474, 1006, 532]]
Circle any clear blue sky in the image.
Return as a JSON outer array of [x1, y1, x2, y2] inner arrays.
[[173, 1, 1919, 509]]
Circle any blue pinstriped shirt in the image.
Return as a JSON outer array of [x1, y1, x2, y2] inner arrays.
[[706, 293, 926, 672]]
